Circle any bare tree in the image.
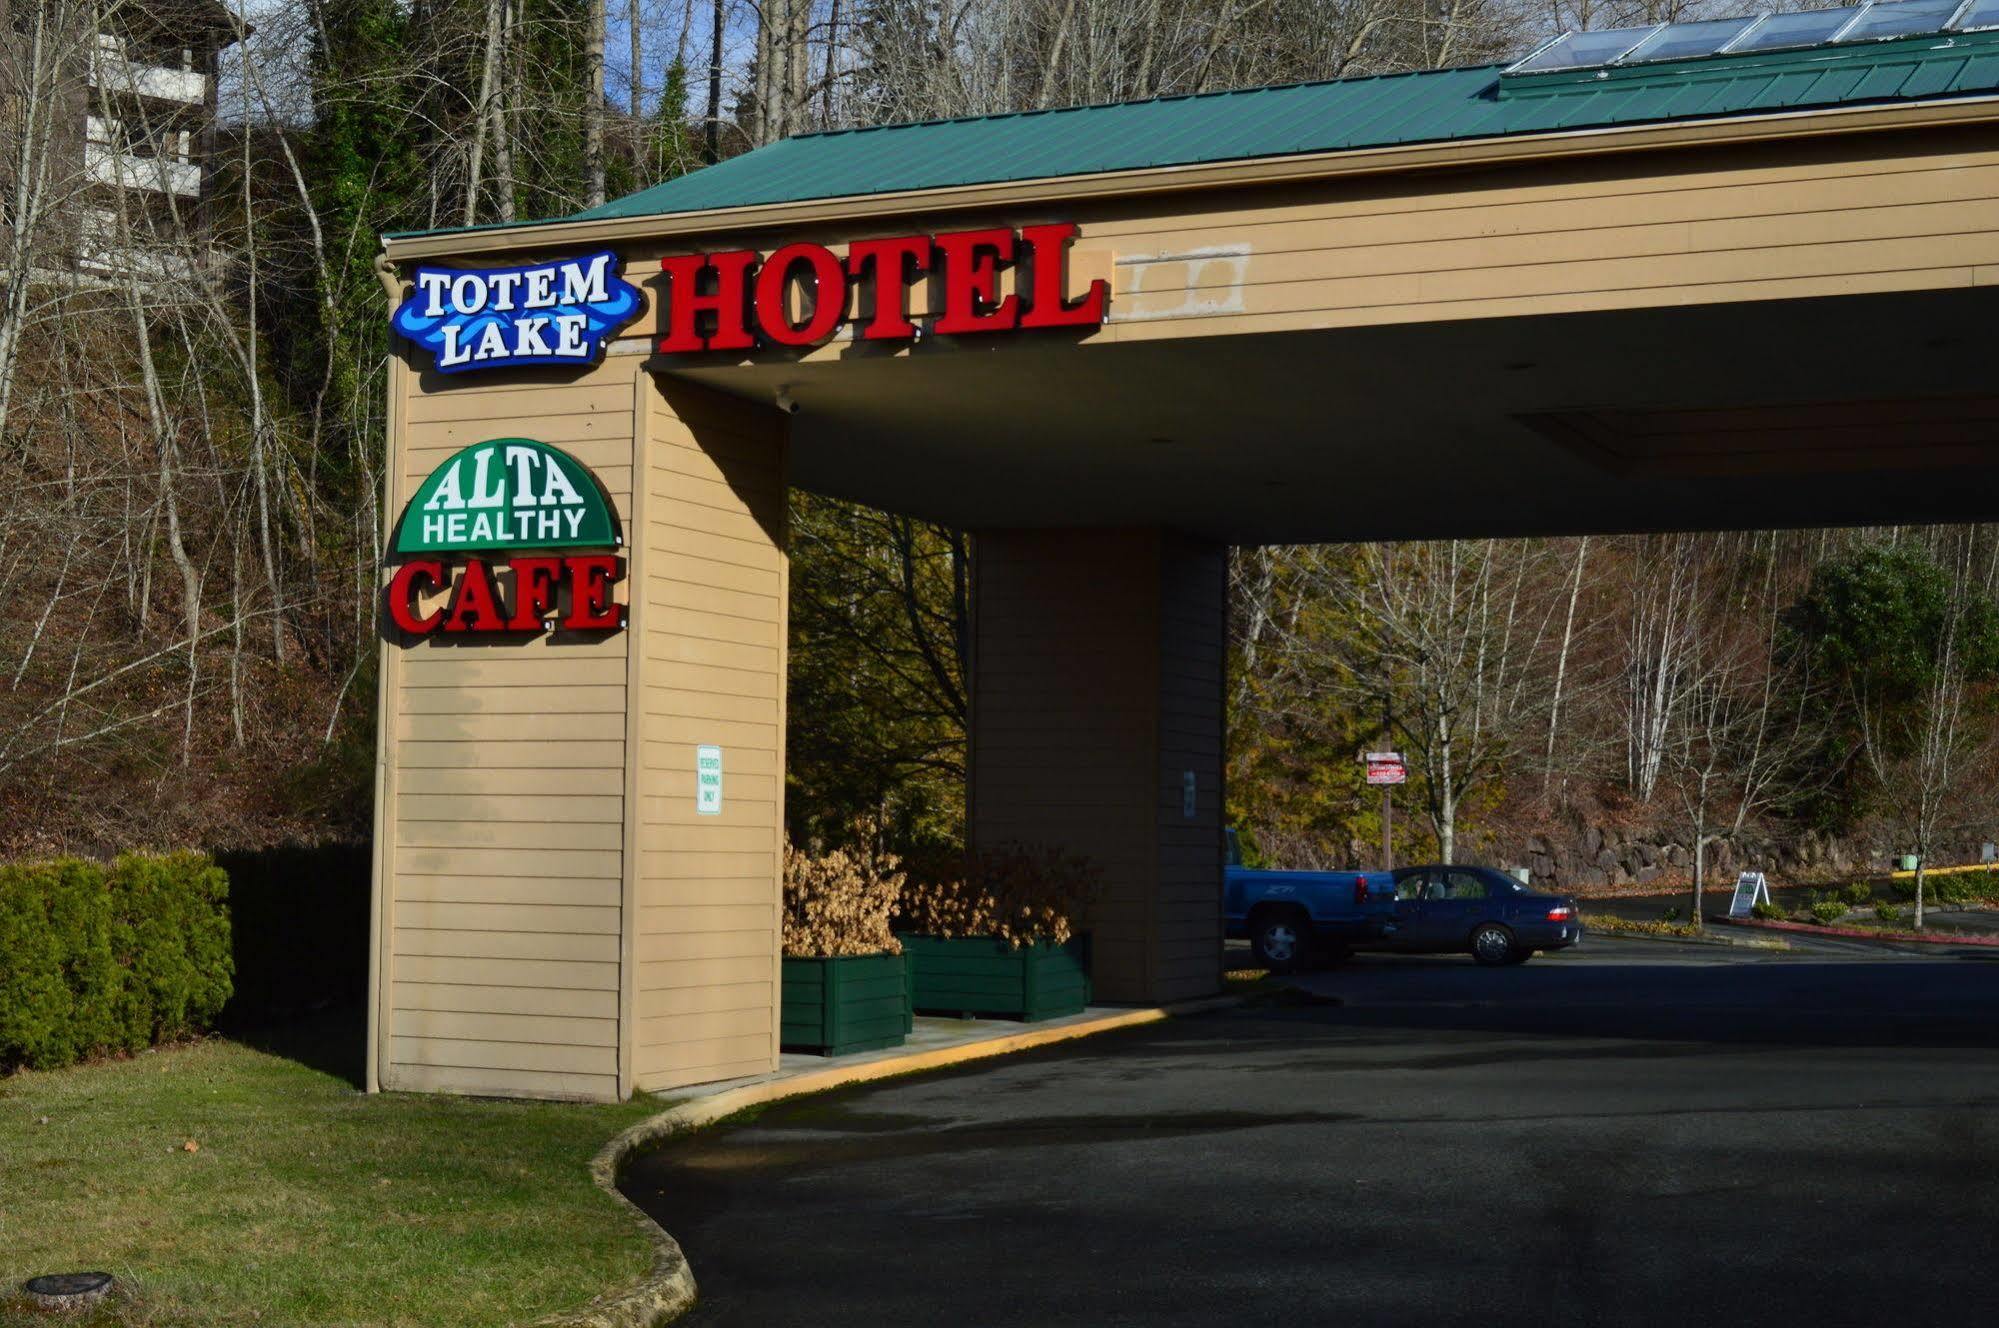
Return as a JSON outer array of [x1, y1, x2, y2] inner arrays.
[[587, 0, 607, 204], [1663, 587, 1827, 929], [1340, 540, 1562, 863]]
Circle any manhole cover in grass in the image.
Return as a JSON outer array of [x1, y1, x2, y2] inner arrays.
[[22, 1271, 114, 1308]]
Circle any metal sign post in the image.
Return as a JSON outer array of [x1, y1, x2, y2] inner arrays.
[[1364, 751, 1407, 871]]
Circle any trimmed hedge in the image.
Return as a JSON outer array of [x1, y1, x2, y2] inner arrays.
[[0, 853, 232, 1071]]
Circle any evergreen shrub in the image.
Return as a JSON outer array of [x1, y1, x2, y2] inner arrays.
[[0, 854, 232, 1070], [1892, 873, 1977, 907]]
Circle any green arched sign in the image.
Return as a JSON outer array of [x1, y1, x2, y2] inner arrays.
[[395, 438, 618, 554]]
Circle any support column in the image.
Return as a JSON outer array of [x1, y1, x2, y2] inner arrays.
[[969, 529, 1226, 1004], [630, 376, 789, 1094], [369, 356, 788, 1103]]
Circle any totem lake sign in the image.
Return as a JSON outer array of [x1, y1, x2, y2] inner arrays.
[[386, 438, 624, 639], [391, 251, 643, 374]]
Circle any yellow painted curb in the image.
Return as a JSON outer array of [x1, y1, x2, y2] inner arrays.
[[659, 996, 1235, 1132], [1888, 864, 1998, 880], [526, 993, 1240, 1328]]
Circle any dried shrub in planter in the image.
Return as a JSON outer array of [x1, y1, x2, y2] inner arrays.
[[896, 842, 1102, 947], [782, 839, 905, 959]]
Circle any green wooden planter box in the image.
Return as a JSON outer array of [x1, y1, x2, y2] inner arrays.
[[780, 952, 911, 1056], [899, 934, 1091, 1022]]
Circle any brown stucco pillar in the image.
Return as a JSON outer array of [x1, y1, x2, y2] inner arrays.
[[968, 529, 1226, 1004]]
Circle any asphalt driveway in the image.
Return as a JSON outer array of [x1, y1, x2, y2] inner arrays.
[[625, 942, 1999, 1326]]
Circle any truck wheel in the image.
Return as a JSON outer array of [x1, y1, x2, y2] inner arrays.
[[1470, 923, 1517, 967], [1251, 911, 1312, 974]]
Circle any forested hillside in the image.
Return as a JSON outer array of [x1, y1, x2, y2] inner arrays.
[[2, 0, 1994, 891]]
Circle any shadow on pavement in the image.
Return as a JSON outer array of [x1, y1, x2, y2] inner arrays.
[[1263, 952, 1999, 1049]]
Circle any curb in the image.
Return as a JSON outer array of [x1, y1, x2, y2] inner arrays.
[[1715, 916, 1999, 948], [525, 994, 1238, 1328], [1585, 927, 1785, 950]]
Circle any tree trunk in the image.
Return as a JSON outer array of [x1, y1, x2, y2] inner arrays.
[[1545, 536, 1587, 785], [1691, 828, 1705, 931], [495, 0, 517, 221], [753, 0, 774, 144], [786, 0, 810, 127], [630, 0, 644, 115], [705, 0, 723, 160], [464, 0, 505, 225], [822, 0, 842, 124], [586, 0, 607, 205]]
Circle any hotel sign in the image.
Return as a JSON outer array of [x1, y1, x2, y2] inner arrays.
[[656, 222, 1109, 354], [391, 251, 643, 374], [386, 439, 624, 638]]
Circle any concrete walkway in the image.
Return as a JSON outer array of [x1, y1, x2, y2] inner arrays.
[[667, 1003, 1221, 1109]]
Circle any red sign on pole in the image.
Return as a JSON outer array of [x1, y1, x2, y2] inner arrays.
[[1364, 751, 1407, 786]]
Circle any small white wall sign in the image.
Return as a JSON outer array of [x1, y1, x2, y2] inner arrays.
[[696, 745, 723, 816]]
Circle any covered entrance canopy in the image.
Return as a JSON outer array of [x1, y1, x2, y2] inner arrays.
[[373, 7, 1999, 1100]]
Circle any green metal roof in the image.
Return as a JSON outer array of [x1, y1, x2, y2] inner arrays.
[[393, 27, 1999, 240]]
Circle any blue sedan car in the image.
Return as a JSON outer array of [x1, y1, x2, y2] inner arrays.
[[1384, 865, 1582, 966]]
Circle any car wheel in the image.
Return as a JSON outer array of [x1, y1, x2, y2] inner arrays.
[[1251, 912, 1312, 974], [1470, 923, 1516, 967]]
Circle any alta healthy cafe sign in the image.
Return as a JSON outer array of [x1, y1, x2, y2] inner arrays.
[[656, 222, 1108, 353], [385, 438, 624, 638], [391, 251, 643, 374]]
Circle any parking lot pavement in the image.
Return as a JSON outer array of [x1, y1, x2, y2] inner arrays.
[[626, 949, 1999, 1327]]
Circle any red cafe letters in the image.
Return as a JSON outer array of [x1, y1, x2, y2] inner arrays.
[[387, 554, 624, 636], [657, 222, 1108, 353]]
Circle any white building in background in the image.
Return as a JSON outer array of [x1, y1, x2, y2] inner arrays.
[[1, 0, 240, 283]]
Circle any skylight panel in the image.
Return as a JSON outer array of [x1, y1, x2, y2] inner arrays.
[[1725, 5, 1868, 52], [1623, 16, 1762, 63], [1508, 26, 1663, 73], [1953, 0, 1999, 28], [1837, 0, 1964, 40]]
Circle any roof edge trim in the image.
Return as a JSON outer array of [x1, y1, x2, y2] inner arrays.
[[381, 92, 1999, 263]]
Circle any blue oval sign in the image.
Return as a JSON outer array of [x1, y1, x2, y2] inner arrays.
[[391, 250, 643, 374]]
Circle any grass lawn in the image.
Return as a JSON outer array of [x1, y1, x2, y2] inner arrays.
[[0, 1011, 664, 1327]]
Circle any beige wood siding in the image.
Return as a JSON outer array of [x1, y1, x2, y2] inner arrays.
[[971, 529, 1166, 1002], [604, 123, 1999, 359], [375, 357, 642, 1103], [1152, 536, 1226, 1003], [631, 377, 788, 1093], [1092, 129, 1999, 339], [971, 530, 1225, 1003]]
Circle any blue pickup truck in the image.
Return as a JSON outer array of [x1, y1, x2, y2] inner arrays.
[[1223, 829, 1398, 972]]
